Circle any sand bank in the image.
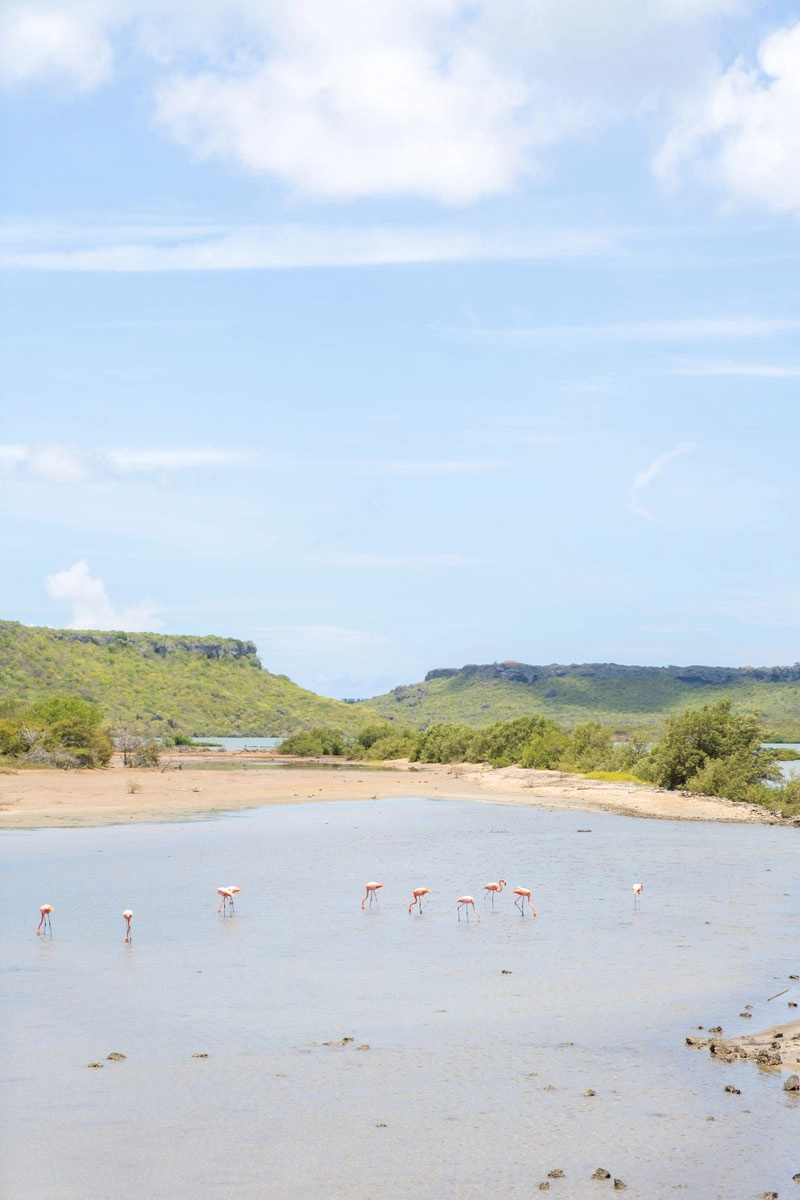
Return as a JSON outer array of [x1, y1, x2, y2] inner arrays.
[[0, 754, 789, 830], [689, 1019, 800, 1074]]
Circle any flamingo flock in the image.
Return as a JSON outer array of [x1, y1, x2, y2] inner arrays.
[[33, 878, 645, 936]]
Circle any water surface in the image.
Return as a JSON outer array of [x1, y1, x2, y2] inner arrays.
[[1, 799, 798, 1199]]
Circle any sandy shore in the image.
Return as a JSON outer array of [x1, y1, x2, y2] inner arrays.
[[0, 754, 790, 830], [688, 1019, 800, 1074]]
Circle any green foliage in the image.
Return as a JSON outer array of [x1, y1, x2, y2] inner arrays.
[[518, 726, 572, 769], [361, 668, 800, 741], [128, 741, 161, 768], [0, 620, 379, 738], [278, 728, 347, 756], [412, 723, 474, 763], [0, 694, 112, 768], [41, 716, 113, 767], [644, 701, 779, 797], [468, 716, 557, 767], [0, 718, 26, 757]]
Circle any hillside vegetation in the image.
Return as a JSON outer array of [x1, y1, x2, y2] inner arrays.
[[360, 660, 800, 741], [0, 621, 376, 737]]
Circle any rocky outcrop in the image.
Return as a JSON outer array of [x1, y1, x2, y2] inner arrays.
[[52, 629, 260, 664], [424, 660, 800, 686]]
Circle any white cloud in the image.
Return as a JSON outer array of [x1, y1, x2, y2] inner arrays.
[[0, 221, 613, 271], [676, 362, 800, 377], [45, 560, 161, 631], [316, 552, 486, 568], [103, 448, 251, 472], [655, 20, 800, 214], [628, 442, 697, 520], [0, 0, 741, 204], [0, 444, 29, 468], [27, 444, 87, 483], [440, 316, 800, 344], [0, 3, 115, 91]]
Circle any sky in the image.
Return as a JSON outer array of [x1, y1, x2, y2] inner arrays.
[[1, 0, 799, 698]]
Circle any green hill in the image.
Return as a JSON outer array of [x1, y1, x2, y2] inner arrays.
[[359, 660, 800, 740], [0, 620, 376, 738]]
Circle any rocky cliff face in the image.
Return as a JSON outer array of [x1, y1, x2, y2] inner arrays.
[[53, 630, 261, 665], [424, 661, 800, 685]]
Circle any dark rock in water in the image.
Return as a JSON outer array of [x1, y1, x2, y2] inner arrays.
[[543, 1085, 556, 1091], [584, 1089, 596, 1097], [792, 1171, 800, 1182], [724, 1085, 741, 1094], [592, 1168, 611, 1179], [757, 1193, 778, 1199], [356, 1044, 370, 1051], [708, 1026, 722, 1034], [686, 1036, 708, 1048], [613, 1180, 628, 1191], [754, 1049, 782, 1067], [538, 1184, 550, 1192], [375, 1122, 387, 1128], [706, 1116, 715, 1121], [87, 1062, 103, 1069], [789, 1002, 798, 1008], [192, 1052, 209, 1058], [784, 1074, 800, 1092], [547, 1169, 564, 1178], [739, 1012, 752, 1019], [501, 969, 512, 974], [106, 1052, 126, 1061]]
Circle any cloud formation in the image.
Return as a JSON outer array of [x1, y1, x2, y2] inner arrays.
[[0, 442, 251, 481], [1, 0, 740, 204], [45, 560, 161, 631], [628, 443, 697, 521], [656, 20, 800, 214]]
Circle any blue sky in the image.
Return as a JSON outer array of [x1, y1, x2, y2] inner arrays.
[[1, 0, 799, 697]]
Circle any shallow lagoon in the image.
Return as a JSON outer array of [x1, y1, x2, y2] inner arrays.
[[1, 798, 798, 1199]]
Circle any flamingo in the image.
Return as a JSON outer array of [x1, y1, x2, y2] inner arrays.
[[36, 904, 53, 936], [483, 879, 507, 906], [123, 910, 133, 942], [456, 896, 480, 922], [217, 887, 233, 914], [512, 887, 537, 916], [362, 882, 383, 909], [632, 882, 644, 908], [408, 887, 431, 914]]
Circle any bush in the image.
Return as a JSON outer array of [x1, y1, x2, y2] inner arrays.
[[41, 715, 113, 767], [519, 727, 572, 769], [355, 732, 417, 761], [645, 700, 778, 796], [279, 728, 346, 756], [128, 741, 161, 767], [412, 723, 474, 763], [468, 716, 562, 768]]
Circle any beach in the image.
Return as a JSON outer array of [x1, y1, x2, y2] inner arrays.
[[0, 752, 787, 829]]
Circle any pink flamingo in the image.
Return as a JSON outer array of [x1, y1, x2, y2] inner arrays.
[[362, 882, 383, 909], [123, 909, 133, 942], [408, 887, 431, 914], [632, 882, 643, 907], [512, 887, 537, 916], [217, 887, 234, 914], [483, 878, 507, 906], [457, 896, 480, 922], [36, 904, 53, 936]]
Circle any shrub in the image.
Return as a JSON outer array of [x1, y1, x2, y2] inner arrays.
[[279, 728, 346, 756], [412, 723, 474, 763], [645, 700, 778, 795], [128, 741, 161, 767]]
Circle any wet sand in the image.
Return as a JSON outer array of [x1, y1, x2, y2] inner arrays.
[[690, 1019, 800, 1073], [0, 754, 786, 828]]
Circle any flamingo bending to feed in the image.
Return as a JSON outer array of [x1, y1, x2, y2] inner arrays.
[[408, 887, 431, 914], [217, 886, 240, 914], [362, 882, 384, 909], [457, 896, 480, 922], [123, 910, 133, 942], [36, 904, 53, 936], [632, 882, 644, 907], [483, 879, 507, 906], [512, 887, 537, 916]]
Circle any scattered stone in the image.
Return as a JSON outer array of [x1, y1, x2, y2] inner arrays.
[[739, 1013, 752, 1019], [501, 969, 512, 975], [613, 1180, 628, 1191], [754, 1049, 782, 1068], [106, 1052, 126, 1061], [375, 1122, 387, 1128], [356, 1044, 370, 1051], [547, 1169, 564, 1178], [708, 1026, 723, 1034], [745, 1005, 753, 1010], [192, 1052, 208, 1058], [775, 1032, 784, 1039], [756, 1193, 778, 1199], [538, 1184, 550, 1192], [592, 1168, 611, 1179], [790, 975, 799, 980], [584, 1089, 596, 1097], [784, 1074, 800, 1092], [686, 1036, 708, 1048], [543, 1085, 556, 1091], [789, 1002, 798, 1009], [706, 1116, 715, 1121], [792, 1172, 800, 1182], [724, 1085, 741, 1094], [87, 1062, 103, 1069], [323, 1037, 355, 1047]]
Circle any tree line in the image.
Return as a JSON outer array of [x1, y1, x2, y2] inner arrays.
[[279, 701, 799, 816]]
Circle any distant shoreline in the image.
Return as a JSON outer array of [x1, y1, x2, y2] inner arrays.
[[0, 753, 792, 830]]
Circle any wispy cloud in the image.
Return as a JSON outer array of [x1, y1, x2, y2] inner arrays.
[[676, 363, 800, 378], [315, 552, 486, 568], [438, 318, 800, 344], [335, 458, 501, 476], [45, 560, 161, 632], [628, 443, 697, 521], [0, 442, 252, 482], [0, 221, 614, 272]]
